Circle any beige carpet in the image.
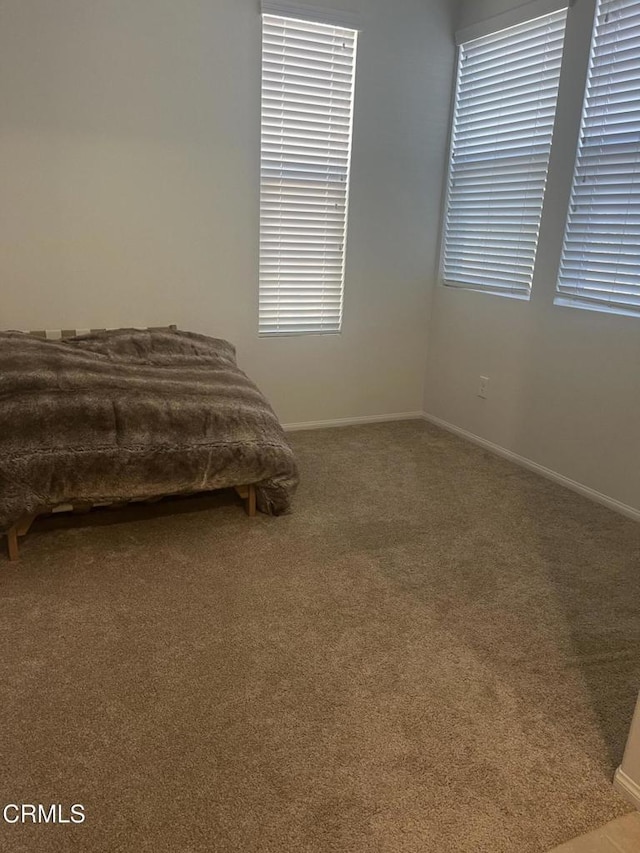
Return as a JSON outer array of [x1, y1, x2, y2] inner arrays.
[[1, 421, 639, 853]]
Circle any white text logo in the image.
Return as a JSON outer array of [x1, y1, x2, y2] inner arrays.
[[2, 804, 85, 824]]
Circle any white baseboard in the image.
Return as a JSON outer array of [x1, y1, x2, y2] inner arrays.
[[282, 409, 640, 522], [283, 411, 423, 432], [614, 767, 640, 810], [423, 412, 640, 522]]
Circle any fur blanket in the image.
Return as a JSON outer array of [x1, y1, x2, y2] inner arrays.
[[0, 328, 298, 531]]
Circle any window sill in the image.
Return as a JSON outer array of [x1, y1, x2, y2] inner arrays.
[[258, 330, 343, 338], [554, 296, 640, 320], [441, 281, 531, 302]]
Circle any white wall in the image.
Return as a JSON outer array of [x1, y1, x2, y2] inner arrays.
[[616, 693, 640, 809], [0, 0, 456, 425], [425, 0, 640, 512]]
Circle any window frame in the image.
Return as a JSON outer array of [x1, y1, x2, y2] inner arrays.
[[554, 0, 640, 318], [257, 6, 360, 337], [437, 3, 569, 300]]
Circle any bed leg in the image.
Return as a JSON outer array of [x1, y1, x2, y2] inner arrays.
[[247, 484, 257, 518], [6, 527, 19, 561], [5, 514, 38, 561], [234, 485, 257, 517]]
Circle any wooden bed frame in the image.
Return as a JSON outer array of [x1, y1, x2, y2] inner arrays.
[[4, 485, 257, 561], [2, 325, 259, 562]]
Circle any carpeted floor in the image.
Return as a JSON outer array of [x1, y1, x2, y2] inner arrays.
[[1, 421, 639, 853]]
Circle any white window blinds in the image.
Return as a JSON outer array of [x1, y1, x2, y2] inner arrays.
[[558, 0, 640, 313], [443, 9, 567, 296], [259, 14, 358, 335]]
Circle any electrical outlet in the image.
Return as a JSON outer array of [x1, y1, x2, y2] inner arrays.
[[478, 376, 489, 399]]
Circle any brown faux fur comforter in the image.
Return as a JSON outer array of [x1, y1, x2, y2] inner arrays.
[[0, 328, 298, 531]]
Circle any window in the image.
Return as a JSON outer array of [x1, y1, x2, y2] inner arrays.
[[442, 9, 567, 297], [258, 13, 358, 336], [557, 0, 640, 314]]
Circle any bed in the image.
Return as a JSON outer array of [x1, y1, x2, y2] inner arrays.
[[0, 326, 298, 560]]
